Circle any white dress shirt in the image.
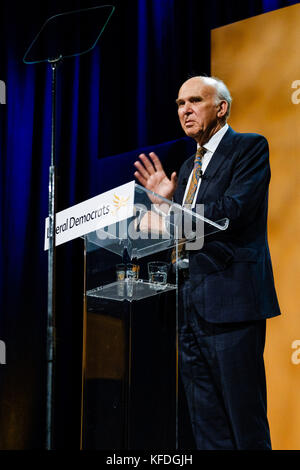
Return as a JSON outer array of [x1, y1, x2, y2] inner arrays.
[[182, 123, 229, 207]]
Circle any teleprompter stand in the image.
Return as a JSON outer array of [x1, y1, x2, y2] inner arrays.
[[23, 5, 115, 449]]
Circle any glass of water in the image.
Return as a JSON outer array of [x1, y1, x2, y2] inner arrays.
[[116, 263, 126, 281], [126, 263, 139, 297], [126, 263, 140, 281], [116, 263, 126, 296], [148, 261, 169, 286]]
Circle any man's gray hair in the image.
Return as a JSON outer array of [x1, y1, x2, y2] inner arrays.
[[199, 76, 232, 119]]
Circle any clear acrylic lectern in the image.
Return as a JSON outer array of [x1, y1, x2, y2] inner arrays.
[[81, 183, 229, 449]]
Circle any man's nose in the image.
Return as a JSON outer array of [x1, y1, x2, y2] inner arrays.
[[183, 102, 192, 115]]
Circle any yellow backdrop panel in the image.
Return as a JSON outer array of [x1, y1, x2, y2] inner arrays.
[[211, 3, 300, 450]]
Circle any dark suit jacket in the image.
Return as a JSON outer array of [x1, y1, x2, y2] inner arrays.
[[173, 126, 281, 323]]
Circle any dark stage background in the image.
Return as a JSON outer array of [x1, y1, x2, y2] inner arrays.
[[0, 0, 297, 449]]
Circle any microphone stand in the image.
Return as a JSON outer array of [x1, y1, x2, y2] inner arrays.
[[46, 56, 62, 450], [22, 5, 116, 450]]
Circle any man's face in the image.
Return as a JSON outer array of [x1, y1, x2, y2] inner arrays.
[[176, 78, 223, 142]]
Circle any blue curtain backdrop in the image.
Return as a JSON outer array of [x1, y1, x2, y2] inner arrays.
[[0, 0, 297, 449]]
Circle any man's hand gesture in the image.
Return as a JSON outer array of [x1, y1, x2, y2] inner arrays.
[[134, 152, 177, 201]]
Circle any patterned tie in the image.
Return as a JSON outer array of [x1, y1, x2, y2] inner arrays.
[[184, 146, 206, 205], [171, 147, 206, 264]]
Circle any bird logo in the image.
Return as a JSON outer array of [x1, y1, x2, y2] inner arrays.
[[112, 194, 129, 215]]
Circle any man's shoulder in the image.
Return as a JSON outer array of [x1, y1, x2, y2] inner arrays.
[[227, 126, 268, 146], [179, 126, 268, 176]]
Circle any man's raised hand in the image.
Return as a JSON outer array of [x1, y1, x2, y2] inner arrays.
[[134, 152, 177, 201]]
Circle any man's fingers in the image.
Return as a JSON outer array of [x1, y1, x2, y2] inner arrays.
[[134, 171, 147, 187], [149, 152, 164, 173], [138, 153, 155, 175], [134, 160, 150, 180], [170, 171, 178, 185]]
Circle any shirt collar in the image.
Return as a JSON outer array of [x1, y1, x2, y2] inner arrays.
[[198, 123, 229, 154]]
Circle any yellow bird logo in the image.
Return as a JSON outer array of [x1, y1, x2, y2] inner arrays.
[[112, 194, 129, 215]]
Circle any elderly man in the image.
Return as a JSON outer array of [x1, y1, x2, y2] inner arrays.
[[134, 76, 281, 450]]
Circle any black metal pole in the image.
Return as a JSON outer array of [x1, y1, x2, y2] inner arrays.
[[175, 235, 179, 450], [46, 57, 61, 450]]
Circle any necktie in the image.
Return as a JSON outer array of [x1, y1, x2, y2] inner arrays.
[[183, 146, 206, 205], [171, 147, 206, 264]]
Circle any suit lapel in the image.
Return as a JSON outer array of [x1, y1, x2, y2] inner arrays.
[[176, 153, 195, 203], [196, 126, 236, 202]]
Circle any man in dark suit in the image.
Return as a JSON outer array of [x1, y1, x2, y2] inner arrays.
[[134, 76, 281, 450]]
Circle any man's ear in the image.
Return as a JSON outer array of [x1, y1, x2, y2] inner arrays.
[[217, 100, 228, 118]]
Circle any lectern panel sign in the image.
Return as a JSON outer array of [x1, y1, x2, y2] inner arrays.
[[44, 181, 135, 250]]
